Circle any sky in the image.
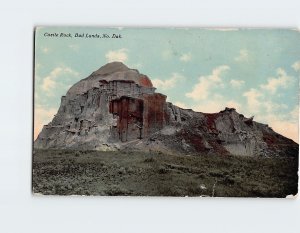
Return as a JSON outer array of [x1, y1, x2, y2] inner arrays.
[[35, 27, 299, 142]]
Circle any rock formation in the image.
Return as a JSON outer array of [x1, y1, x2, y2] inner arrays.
[[34, 62, 298, 157]]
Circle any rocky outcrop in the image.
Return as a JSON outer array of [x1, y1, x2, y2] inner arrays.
[[35, 62, 167, 150], [148, 106, 298, 157], [34, 62, 298, 157]]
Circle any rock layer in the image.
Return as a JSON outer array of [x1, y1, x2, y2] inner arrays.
[[34, 62, 298, 157]]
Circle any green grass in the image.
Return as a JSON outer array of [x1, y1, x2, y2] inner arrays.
[[32, 149, 298, 197]]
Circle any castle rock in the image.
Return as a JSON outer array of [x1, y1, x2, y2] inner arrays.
[[34, 62, 298, 157]]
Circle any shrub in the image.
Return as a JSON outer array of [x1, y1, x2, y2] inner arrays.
[[158, 166, 168, 174], [75, 151, 81, 157], [144, 157, 155, 163]]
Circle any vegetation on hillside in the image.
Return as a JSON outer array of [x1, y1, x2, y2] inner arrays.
[[32, 149, 298, 197]]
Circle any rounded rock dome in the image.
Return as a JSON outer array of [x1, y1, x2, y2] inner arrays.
[[67, 62, 153, 95]]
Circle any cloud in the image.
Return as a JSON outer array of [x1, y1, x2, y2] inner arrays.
[[234, 49, 249, 62], [193, 100, 226, 113], [192, 98, 241, 113], [68, 44, 79, 51], [241, 67, 297, 142], [152, 73, 185, 90], [260, 68, 294, 94], [292, 61, 300, 72], [257, 108, 299, 143], [41, 66, 79, 95], [162, 50, 173, 60], [243, 88, 262, 113], [230, 79, 245, 88], [243, 68, 294, 114], [289, 106, 299, 122], [226, 100, 242, 111], [179, 53, 192, 62], [34, 106, 57, 139], [41, 47, 50, 53], [105, 48, 128, 62], [174, 101, 188, 109], [269, 120, 298, 143], [243, 89, 289, 116], [42, 67, 62, 91], [129, 63, 143, 69], [185, 65, 230, 101], [263, 101, 288, 113], [35, 63, 41, 69]]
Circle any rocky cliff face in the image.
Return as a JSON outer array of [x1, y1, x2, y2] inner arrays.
[[34, 62, 298, 157]]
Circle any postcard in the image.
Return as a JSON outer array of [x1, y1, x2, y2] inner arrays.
[[33, 27, 299, 197]]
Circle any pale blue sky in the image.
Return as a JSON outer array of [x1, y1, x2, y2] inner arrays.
[[34, 27, 299, 142]]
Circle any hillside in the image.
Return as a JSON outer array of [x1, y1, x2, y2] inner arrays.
[[32, 149, 298, 197]]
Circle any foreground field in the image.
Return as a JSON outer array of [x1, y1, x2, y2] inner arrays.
[[32, 149, 298, 197]]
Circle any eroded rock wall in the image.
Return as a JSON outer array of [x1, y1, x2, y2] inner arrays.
[[109, 96, 144, 142], [35, 64, 168, 149]]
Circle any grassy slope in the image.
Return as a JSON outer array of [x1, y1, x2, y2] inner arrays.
[[32, 149, 298, 197]]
